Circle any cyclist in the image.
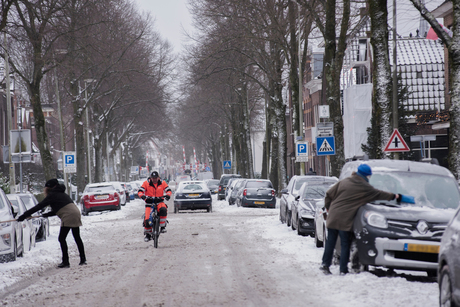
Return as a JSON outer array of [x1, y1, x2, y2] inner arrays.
[[138, 171, 172, 242]]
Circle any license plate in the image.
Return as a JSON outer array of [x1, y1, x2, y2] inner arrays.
[[254, 201, 265, 205], [95, 194, 109, 200], [188, 194, 200, 197], [403, 243, 440, 254]]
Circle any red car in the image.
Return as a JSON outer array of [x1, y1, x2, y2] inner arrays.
[[81, 183, 120, 215]]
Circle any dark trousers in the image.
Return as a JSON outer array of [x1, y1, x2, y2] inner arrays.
[[58, 227, 86, 264], [321, 228, 352, 273]]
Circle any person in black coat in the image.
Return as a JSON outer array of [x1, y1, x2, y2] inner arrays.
[[18, 179, 86, 268]]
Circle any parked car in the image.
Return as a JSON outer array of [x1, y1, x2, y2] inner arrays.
[[121, 183, 130, 203], [314, 199, 327, 248], [235, 179, 276, 208], [7, 194, 36, 253], [108, 182, 127, 206], [280, 175, 337, 227], [204, 179, 219, 194], [438, 205, 460, 306], [174, 181, 212, 213], [0, 189, 23, 262], [291, 178, 338, 236], [224, 178, 238, 202], [17, 193, 49, 242], [126, 183, 135, 200], [81, 183, 121, 215], [341, 160, 459, 276], [218, 174, 241, 200], [229, 179, 246, 205]]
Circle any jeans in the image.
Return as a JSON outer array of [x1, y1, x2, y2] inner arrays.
[[321, 228, 352, 273]]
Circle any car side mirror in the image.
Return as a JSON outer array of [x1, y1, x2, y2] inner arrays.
[[281, 189, 288, 194], [316, 202, 324, 208], [295, 195, 300, 201]]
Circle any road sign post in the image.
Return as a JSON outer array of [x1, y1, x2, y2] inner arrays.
[[64, 151, 77, 173]]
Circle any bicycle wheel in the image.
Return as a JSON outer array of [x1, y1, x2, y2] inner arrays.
[[153, 217, 160, 248]]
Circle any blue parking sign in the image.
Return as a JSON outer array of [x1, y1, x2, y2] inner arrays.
[[65, 154, 75, 165]]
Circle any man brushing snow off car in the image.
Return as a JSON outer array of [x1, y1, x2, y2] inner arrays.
[[319, 164, 413, 275]]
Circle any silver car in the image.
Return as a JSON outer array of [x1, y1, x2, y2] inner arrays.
[[7, 194, 36, 253], [0, 189, 24, 262]]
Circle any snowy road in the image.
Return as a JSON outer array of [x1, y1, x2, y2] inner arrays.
[[0, 197, 439, 306]]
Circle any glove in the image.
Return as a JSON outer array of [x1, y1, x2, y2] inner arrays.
[[17, 214, 26, 222], [165, 195, 170, 201], [145, 197, 154, 204], [141, 195, 146, 200]]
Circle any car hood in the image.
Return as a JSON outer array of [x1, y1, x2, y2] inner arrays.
[[363, 203, 456, 223]]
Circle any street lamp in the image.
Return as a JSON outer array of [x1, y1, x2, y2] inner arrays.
[[84, 79, 96, 183]]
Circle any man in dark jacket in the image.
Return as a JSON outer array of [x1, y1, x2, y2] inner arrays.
[[319, 164, 400, 275], [18, 179, 86, 268]]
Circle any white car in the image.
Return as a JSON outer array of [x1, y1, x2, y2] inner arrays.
[[109, 182, 127, 206], [314, 199, 327, 248], [0, 189, 24, 262], [7, 194, 36, 253]]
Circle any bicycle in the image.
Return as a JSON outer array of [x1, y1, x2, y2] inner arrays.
[[144, 196, 164, 248]]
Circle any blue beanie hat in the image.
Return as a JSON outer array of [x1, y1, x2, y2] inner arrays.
[[357, 164, 372, 176]]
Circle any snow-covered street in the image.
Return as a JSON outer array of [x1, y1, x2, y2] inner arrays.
[[0, 196, 438, 306]]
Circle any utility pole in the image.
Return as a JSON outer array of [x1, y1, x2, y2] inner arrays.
[[54, 55, 68, 192], [392, 0, 399, 160], [4, 33, 15, 193], [298, 5, 305, 175]]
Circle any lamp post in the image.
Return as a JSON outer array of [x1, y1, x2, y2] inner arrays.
[[54, 55, 67, 192], [4, 33, 15, 193], [84, 79, 95, 183]]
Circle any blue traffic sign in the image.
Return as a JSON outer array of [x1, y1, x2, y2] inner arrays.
[[223, 160, 232, 169], [316, 136, 335, 156], [65, 153, 75, 165], [297, 142, 308, 155]]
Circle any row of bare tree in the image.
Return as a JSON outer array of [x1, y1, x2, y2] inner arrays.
[[1, 0, 175, 195], [177, 0, 460, 192]]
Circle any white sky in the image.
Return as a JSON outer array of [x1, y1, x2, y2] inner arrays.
[[133, 0, 193, 53]]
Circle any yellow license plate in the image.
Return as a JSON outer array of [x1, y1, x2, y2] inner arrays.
[[95, 194, 109, 200], [404, 243, 440, 254], [254, 201, 265, 205], [188, 194, 200, 197]]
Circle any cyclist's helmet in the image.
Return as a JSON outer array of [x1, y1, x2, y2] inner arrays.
[[150, 171, 159, 178]]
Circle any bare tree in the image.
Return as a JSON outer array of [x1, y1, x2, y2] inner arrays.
[[409, 0, 460, 178]]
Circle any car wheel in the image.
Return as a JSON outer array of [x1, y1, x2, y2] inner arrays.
[[314, 227, 323, 247], [291, 214, 296, 231], [286, 210, 291, 227], [174, 205, 178, 214], [41, 225, 47, 241], [207, 205, 212, 213], [350, 240, 368, 272], [439, 265, 454, 307], [6, 237, 17, 262]]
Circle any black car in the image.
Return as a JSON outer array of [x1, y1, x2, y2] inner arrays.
[[217, 174, 241, 200], [438, 206, 460, 306], [280, 175, 337, 227], [291, 178, 338, 236], [342, 160, 459, 276], [235, 179, 276, 208], [174, 181, 213, 213], [204, 179, 220, 194], [17, 193, 49, 242]]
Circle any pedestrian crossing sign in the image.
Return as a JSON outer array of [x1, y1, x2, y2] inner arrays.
[[223, 160, 232, 169], [316, 136, 335, 156]]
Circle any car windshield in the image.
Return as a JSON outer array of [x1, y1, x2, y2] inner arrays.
[[19, 195, 35, 210], [246, 181, 272, 189], [369, 172, 460, 209], [302, 184, 333, 199], [207, 180, 219, 186], [183, 184, 205, 191], [86, 186, 115, 193]]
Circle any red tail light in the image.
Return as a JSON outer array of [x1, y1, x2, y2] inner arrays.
[[271, 190, 275, 197], [219, 186, 222, 192], [243, 189, 247, 196]]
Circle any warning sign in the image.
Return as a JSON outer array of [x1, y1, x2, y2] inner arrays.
[[316, 136, 335, 156], [384, 129, 410, 152]]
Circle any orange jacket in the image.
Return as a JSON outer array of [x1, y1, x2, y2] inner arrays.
[[138, 178, 172, 199]]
